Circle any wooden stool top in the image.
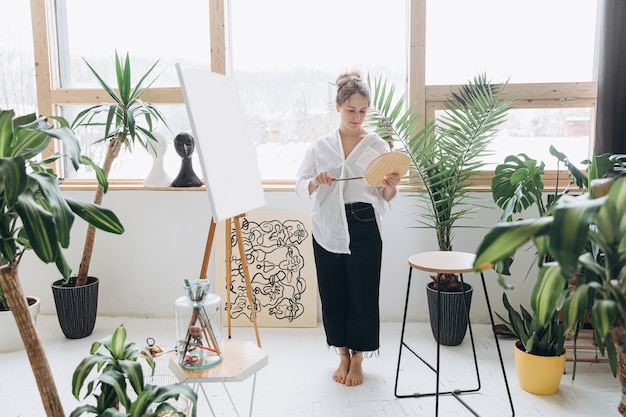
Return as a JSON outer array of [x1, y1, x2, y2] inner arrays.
[[169, 340, 268, 383], [408, 251, 476, 274]]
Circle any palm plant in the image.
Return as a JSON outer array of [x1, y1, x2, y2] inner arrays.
[[71, 51, 168, 287], [0, 109, 124, 417], [367, 72, 515, 290], [71, 325, 197, 417]]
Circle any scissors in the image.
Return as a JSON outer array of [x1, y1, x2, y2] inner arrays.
[[184, 354, 199, 366]]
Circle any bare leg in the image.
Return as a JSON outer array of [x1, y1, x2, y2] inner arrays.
[[333, 347, 350, 384], [345, 351, 364, 387]]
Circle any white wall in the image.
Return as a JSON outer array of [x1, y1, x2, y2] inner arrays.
[[19, 189, 540, 324]]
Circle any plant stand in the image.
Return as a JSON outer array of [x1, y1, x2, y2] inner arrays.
[[169, 341, 268, 417], [394, 251, 514, 416]]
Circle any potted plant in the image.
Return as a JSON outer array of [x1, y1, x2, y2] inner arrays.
[[71, 325, 197, 417], [474, 175, 626, 411], [52, 51, 169, 338], [367, 72, 515, 345], [496, 290, 569, 395], [489, 146, 610, 275], [0, 109, 124, 417], [0, 283, 40, 352]]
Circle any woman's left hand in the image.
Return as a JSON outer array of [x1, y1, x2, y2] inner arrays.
[[382, 173, 401, 189], [382, 173, 400, 201]]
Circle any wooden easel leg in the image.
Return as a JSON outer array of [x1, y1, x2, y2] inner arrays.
[[199, 219, 217, 279], [225, 218, 233, 339], [234, 214, 262, 348]]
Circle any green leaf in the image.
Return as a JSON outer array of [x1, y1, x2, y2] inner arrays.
[[474, 216, 552, 271], [592, 299, 617, 341], [531, 265, 567, 327], [549, 195, 606, 278], [72, 354, 109, 399], [562, 283, 590, 331], [30, 171, 75, 248], [0, 110, 15, 157], [65, 198, 124, 234], [15, 191, 58, 263], [110, 325, 127, 358], [100, 370, 132, 410], [0, 156, 28, 206], [118, 359, 145, 396]]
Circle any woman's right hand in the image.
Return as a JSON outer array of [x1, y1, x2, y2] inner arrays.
[[314, 171, 335, 187], [309, 171, 336, 194]]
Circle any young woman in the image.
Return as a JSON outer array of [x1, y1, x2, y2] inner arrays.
[[295, 70, 400, 386]]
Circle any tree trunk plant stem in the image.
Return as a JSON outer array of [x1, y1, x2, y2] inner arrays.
[[76, 139, 122, 286], [0, 264, 64, 417]]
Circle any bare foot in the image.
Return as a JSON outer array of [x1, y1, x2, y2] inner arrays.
[[345, 352, 363, 387], [333, 347, 350, 384]]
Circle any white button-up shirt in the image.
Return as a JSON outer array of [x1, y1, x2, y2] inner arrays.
[[295, 129, 394, 254]]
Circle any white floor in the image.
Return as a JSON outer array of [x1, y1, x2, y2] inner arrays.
[[0, 315, 621, 417]]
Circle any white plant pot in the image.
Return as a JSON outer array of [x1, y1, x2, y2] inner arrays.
[[0, 296, 41, 353]]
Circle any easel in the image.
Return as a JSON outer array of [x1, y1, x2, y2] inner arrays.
[[199, 214, 261, 348]]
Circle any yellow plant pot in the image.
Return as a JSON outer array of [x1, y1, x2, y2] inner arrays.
[[514, 340, 566, 395]]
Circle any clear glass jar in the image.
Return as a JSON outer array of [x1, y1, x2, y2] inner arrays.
[[174, 279, 223, 369]]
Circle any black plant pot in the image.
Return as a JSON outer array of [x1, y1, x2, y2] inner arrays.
[[51, 276, 99, 339], [426, 281, 473, 346]]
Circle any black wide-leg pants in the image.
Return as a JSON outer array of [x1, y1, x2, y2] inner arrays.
[[313, 202, 382, 352]]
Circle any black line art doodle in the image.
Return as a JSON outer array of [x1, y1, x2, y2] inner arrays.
[[225, 216, 311, 325]]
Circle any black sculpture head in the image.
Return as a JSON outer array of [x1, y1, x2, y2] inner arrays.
[[174, 132, 195, 158]]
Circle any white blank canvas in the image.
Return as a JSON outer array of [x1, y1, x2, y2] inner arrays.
[[176, 65, 265, 222]]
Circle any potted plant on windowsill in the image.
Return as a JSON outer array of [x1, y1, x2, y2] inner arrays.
[[367, 72, 515, 345], [0, 109, 124, 417], [474, 174, 626, 412], [52, 51, 169, 339]]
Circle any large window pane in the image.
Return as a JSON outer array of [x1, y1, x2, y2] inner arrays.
[[1, 2, 36, 114], [230, 0, 408, 180], [57, 0, 211, 88], [458, 107, 594, 170], [426, 0, 598, 85]]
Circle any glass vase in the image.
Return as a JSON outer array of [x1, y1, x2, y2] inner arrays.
[[174, 278, 223, 369]]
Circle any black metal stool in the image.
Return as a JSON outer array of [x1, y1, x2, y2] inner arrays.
[[394, 251, 515, 416]]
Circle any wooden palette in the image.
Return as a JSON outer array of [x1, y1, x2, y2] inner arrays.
[[336, 152, 411, 186]]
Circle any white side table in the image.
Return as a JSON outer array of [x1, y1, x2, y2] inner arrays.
[[169, 340, 268, 417]]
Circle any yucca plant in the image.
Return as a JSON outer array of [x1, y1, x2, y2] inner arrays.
[[0, 109, 124, 417], [367, 72, 515, 291], [71, 325, 197, 417], [71, 51, 168, 287], [474, 176, 626, 379]]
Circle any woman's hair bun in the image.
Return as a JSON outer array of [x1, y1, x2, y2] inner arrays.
[[336, 70, 363, 91]]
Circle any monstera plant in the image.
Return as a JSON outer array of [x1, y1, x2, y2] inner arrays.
[[0, 109, 124, 416]]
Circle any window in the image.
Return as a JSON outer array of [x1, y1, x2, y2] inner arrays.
[[30, 0, 600, 185], [55, 0, 209, 180], [425, 0, 598, 85], [229, 0, 408, 180], [1, 1, 36, 115]]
